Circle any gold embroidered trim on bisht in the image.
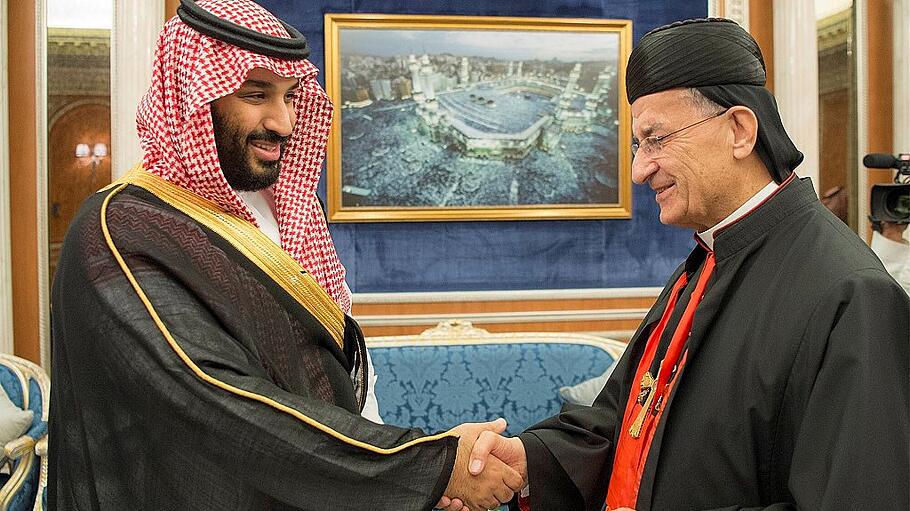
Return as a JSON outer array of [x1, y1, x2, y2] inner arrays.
[[99, 169, 456, 454], [117, 165, 344, 347]]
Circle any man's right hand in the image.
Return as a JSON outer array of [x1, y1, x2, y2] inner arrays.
[[468, 431, 528, 486], [443, 420, 525, 510]]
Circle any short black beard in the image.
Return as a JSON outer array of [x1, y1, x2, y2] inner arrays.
[[211, 106, 286, 192]]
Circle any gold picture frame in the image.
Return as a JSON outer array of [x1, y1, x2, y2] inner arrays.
[[324, 14, 633, 222]]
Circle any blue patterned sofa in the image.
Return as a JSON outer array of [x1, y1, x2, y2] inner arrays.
[[0, 354, 49, 511], [367, 321, 627, 437]]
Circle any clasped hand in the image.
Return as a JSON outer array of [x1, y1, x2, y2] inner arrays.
[[438, 418, 528, 511]]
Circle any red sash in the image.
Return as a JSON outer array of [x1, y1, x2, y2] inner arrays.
[[605, 252, 715, 510]]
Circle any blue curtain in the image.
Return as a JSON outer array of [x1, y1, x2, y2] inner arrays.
[[258, 0, 706, 292]]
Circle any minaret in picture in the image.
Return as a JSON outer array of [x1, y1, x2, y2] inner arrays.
[[408, 54, 424, 103], [420, 54, 436, 102], [565, 63, 582, 95]]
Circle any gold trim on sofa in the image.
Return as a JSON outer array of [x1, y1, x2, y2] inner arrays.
[[365, 320, 627, 361]]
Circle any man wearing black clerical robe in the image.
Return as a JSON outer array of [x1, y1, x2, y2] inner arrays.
[[464, 18, 909, 511], [49, 2, 523, 510]]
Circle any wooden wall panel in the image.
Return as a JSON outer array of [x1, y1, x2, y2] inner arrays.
[[749, 0, 774, 93], [818, 89, 850, 194], [353, 296, 655, 316], [165, 0, 179, 21], [352, 295, 655, 340], [865, 0, 894, 240], [866, 1, 893, 154], [8, 0, 40, 363]]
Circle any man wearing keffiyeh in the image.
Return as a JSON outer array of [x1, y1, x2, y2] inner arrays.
[[463, 18, 908, 511], [48, 1, 521, 509]]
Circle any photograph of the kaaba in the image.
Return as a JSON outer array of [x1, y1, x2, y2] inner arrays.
[[325, 16, 632, 222]]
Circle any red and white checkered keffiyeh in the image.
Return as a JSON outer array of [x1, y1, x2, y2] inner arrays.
[[136, 0, 351, 312]]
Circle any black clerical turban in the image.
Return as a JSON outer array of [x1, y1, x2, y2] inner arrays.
[[626, 18, 803, 183]]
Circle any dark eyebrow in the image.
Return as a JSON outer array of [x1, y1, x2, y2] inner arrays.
[[240, 79, 276, 90], [240, 79, 300, 90]]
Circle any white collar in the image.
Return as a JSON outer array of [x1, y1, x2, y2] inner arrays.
[[697, 181, 778, 250], [237, 188, 281, 247]]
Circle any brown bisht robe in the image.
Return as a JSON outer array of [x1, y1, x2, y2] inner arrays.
[[517, 177, 910, 511], [49, 171, 456, 510]]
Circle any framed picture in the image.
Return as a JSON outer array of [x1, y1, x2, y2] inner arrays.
[[324, 14, 633, 222]]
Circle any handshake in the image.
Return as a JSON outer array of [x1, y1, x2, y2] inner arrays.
[[437, 418, 528, 511]]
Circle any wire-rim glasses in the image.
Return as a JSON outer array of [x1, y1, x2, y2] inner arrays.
[[631, 109, 728, 158]]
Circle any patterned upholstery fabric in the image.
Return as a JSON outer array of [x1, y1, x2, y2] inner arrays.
[[4, 465, 36, 511], [0, 356, 49, 511], [0, 364, 21, 493], [368, 323, 626, 437]]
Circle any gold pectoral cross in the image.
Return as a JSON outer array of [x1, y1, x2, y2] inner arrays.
[[636, 372, 655, 404], [629, 372, 656, 438]]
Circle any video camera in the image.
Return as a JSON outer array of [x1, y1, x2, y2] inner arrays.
[[863, 153, 910, 226]]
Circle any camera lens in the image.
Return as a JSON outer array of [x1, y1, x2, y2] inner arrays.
[[887, 191, 909, 217]]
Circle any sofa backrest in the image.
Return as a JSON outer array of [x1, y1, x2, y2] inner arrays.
[[367, 321, 626, 436]]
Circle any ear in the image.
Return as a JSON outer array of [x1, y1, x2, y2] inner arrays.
[[728, 106, 758, 160]]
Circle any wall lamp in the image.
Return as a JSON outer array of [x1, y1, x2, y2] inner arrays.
[[75, 142, 108, 182]]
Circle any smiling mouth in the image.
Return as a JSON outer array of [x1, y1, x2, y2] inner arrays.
[[249, 139, 282, 162], [654, 183, 675, 200]]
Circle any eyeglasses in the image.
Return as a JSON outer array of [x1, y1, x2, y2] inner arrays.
[[631, 109, 728, 158]]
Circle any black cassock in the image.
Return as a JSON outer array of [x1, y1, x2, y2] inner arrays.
[[519, 177, 910, 511], [50, 174, 456, 511]]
